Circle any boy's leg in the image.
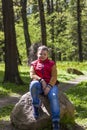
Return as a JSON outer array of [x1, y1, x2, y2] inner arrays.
[[29, 80, 42, 119], [48, 85, 60, 130]]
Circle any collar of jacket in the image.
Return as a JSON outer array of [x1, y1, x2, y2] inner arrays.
[[38, 58, 49, 63]]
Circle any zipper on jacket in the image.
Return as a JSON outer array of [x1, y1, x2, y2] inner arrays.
[[42, 63, 44, 78]]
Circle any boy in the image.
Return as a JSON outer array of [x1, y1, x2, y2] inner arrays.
[[29, 45, 60, 130]]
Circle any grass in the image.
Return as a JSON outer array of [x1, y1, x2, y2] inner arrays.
[[0, 61, 87, 129], [57, 61, 87, 82], [0, 64, 30, 97], [66, 81, 87, 129], [0, 105, 14, 121]]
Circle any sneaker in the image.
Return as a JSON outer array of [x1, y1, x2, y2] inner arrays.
[[52, 121, 60, 130], [33, 106, 39, 119]]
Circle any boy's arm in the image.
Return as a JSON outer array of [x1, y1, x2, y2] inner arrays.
[[48, 64, 57, 86], [30, 66, 41, 80]]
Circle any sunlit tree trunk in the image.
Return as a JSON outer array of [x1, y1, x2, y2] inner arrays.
[[21, 0, 31, 60], [47, 0, 55, 61], [77, 0, 83, 62], [37, 0, 47, 45], [50, 0, 55, 61]]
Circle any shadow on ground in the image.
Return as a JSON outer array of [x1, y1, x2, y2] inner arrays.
[[0, 120, 85, 130], [58, 81, 77, 92]]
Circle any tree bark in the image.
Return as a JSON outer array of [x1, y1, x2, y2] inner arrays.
[[50, 0, 55, 61], [21, 0, 31, 60], [46, 0, 55, 61], [77, 0, 83, 62], [2, 0, 23, 84], [47, 0, 51, 14], [38, 0, 47, 45]]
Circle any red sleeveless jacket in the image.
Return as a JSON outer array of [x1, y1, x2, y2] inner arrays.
[[31, 58, 55, 83]]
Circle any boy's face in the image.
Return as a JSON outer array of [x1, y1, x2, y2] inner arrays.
[[37, 50, 48, 61]]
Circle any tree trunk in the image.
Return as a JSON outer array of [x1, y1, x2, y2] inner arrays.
[[21, 0, 31, 60], [77, 0, 83, 62], [47, 0, 51, 14], [50, 0, 55, 61], [37, 0, 47, 45], [2, 0, 23, 84], [46, 0, 55, 61], [17, 47, 22, 65]]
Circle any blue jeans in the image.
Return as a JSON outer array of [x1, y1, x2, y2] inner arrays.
[[29, 80, 60, 122]]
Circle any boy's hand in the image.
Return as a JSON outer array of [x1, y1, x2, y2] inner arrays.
[[40, 79, 52, 95], [41, 80, 51, 95], [43, 87, 51, 95], [41, 79, 47, 89]]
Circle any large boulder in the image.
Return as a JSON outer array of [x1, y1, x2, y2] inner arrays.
[[10, 91, 75, 130]]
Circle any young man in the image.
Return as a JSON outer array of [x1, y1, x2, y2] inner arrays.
[[29, 45, 60, 130]]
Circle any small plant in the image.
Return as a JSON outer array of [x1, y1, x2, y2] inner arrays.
[[0, 105, 14, 121], [66, 81, 87, 128]]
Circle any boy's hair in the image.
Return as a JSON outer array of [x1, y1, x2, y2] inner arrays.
[[37, 45, 49, 52]]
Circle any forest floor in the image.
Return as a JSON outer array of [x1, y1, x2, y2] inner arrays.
[[0, 75, 87, 130]]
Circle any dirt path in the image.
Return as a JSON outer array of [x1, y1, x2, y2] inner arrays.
[[0, 96, 20, 108], [59, 75, 87, 92], [0, 75, 87, 130]]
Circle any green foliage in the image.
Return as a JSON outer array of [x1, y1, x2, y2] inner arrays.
[[15, 14, 41, 63], [60, 114, 74, 124], [66, 81, 87, 127], [15, 21, 27, 62], [0, 87, 11, 97], [0, 64, 30, 97], [67, 0, 87, 60], [0, 105, 14, 121], [0, 32, 4, 61], [0, 0, 87, 62], [28, 14, 41, 43], [0, 82, 29, 98], [57, 61, 87, 82], [0, 63, 4, 81], [0, 31, 4, 40]]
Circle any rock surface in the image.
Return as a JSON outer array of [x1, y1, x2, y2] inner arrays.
[[67, 68, 84, 75], [10, 91, 75, 130]]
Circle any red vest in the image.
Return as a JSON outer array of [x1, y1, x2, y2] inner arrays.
[[31, 58, 55, 83]]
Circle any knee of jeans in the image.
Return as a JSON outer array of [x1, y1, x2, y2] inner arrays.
[[30, 80, 40, 90], [54, 85, 59, 92]]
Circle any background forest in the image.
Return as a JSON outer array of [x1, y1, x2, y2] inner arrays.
[[0, 0, 87, 84], [0, 0, 87, 62]]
